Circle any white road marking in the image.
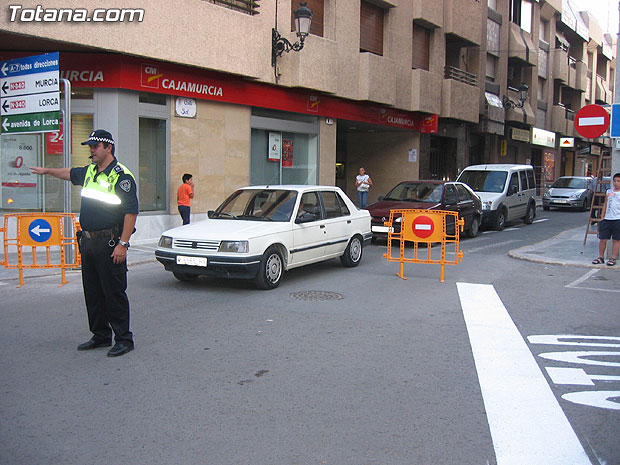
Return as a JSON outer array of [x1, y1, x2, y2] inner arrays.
[[457, 283, 591, 465], [503, 227, 520, 231], [465, 240, 522, 253], [546, 367, 620, 386], [482, 230, 497, 235], [566, 269, 600, 288], [533, 218, 549, 223], [565, 269, 620, 293]]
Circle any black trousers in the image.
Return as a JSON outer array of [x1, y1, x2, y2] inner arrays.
[[80, 236, 133, 344], [178, 205, 190, 225]]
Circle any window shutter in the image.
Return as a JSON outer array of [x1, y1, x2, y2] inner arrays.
[[360, 1, 384, 56], [412, 23, 430, 70]]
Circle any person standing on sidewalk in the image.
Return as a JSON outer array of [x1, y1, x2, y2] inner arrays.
[[592, 172, 620, 267], [30, 129, 138, 357], [177, 173, 194, 225], [355, 167, 372, 209]]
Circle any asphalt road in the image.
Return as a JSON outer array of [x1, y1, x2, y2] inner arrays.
[[1, 208, 618, 465]]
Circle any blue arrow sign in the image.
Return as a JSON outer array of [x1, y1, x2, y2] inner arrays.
[[0, 52, 59, 79], [28, 218, 53, 243], [611, 104, 620, 138]]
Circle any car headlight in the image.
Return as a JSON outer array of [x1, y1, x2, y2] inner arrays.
[[543, 191, 550, 198], [158, 235, 172, 248], [218, 240, 249, 253], [570, 191, 582, 199], [395, 216, 403, 223], [482, 201, 492, 211]]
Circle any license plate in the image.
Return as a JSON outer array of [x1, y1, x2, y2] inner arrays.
[[553, 200, 568, 204], [176, 255, 207, 267], [372, 225, 392, 233]]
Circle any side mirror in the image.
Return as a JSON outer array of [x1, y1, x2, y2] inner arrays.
[[207, 210, 215, 218]]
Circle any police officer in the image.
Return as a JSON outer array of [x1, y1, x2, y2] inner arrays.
[[30, 129, 138, 357]]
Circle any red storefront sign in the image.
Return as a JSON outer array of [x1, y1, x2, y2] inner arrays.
[[0, 52, 438, 132]]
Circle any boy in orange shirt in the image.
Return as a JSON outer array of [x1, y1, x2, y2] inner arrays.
[[177, 173, 194, 225]]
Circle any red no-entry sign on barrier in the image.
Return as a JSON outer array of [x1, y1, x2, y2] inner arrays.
[[574, 104, 609, 139], [412, 215, 435, 239]]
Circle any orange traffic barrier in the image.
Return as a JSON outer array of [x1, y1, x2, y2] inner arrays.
[[383, 209, 464, 282], [0, 213, 81, 287]]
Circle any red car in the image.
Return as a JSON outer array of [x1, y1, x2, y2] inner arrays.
[[367, 180, 482, 240]]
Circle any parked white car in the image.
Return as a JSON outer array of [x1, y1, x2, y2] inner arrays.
[[155, 185, 372, 289]]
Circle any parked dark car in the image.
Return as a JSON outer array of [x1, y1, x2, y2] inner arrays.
[[542, 176, 594, 211], [367, 180, 483, 240]]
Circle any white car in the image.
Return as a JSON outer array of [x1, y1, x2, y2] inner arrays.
[[155, 185, 372, 289]]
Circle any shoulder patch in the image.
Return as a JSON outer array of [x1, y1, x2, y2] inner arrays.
[[114, 165, 124, 174], [119, 179, 132, 193]]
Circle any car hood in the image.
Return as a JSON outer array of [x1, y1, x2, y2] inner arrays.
[[547, 187, 586, 196], [161, 219, 290, 240], [367, 200, 439, 217]]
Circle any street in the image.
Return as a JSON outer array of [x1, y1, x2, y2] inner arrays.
[[1, 209, 619, 465]]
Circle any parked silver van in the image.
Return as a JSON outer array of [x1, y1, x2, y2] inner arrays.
[[456, 164, 537, 230]]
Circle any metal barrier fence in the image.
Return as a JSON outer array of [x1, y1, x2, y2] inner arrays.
[[0, 213, 81, 287], [383, 209, 464, 283]]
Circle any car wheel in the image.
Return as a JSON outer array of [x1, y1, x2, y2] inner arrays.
[[340, 235, 363, 267], [523, 204, 534, 224], [173, 272, 198, 282], [466, 216, 480, 238], [493, 208, 506, 231], [543, 205, 550, 211], [255, 246, 283, 290]]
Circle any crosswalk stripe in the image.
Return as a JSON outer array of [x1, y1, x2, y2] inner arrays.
[[457, 282, 591, 465]]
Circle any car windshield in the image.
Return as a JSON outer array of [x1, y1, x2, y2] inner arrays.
[[383, 182, 444, 203], [212, 189, 298, 222], [458, 170, 508, 193], [551, 178, 587, 189]]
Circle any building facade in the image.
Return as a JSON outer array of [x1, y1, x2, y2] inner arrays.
[[0, 0, 615, 239]]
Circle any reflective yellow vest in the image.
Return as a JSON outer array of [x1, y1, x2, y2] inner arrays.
[[81, 162, 135, 205]]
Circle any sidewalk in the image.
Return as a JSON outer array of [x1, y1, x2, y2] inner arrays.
[[0, 237, 160, 284], [509, 225, 620, 270]]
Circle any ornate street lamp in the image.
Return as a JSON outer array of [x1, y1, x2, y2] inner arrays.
[[272, 2, 313, 68], [503, 83, 529, 109]]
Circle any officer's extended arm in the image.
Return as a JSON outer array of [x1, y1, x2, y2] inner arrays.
[[29, 166, 71, 180]]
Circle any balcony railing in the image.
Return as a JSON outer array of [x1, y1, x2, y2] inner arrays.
[[444, 66, 478, 87], [205, 0, 260, 15]]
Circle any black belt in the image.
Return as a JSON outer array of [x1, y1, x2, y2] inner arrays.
[[82, 229, 115, 239]]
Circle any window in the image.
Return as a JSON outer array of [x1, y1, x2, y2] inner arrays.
[[510, 0, 532, 33], [360, 0, 384, 56], [509, 172, 520, 193], [298, 192, 322, 221], [538, 48, 548, 78], [321, 191, 350, 218], [537, 77, 546, 100], [139, 92, 167, 105], [445, 185, 458, 204], [208, 0, 259, 15], [486, 54, 497, 82], [456, 184, 472, 202], [412, 22, 430, 70], [526, 170, 536, 190], [519, 170, 528, 192], [292, 0, 323, 37], [539, 19, 548, 43], [488, 0, 497, 10], [139, 118, 167, 211]]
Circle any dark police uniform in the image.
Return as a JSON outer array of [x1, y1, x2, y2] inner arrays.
[[70, 158, 139, 345]]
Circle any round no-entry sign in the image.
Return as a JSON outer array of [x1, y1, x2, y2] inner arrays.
[[574, 104, 609, 139], [412, 215, 435, 239]]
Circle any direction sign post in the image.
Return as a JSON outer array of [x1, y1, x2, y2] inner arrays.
[[574, 104, 610, 139], [1, 52, 60, 134]]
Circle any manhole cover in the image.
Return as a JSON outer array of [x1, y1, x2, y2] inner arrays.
[[290, 290, 344, 301]]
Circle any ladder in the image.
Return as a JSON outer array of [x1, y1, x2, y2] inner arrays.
[[584, 154, 612, 244]]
